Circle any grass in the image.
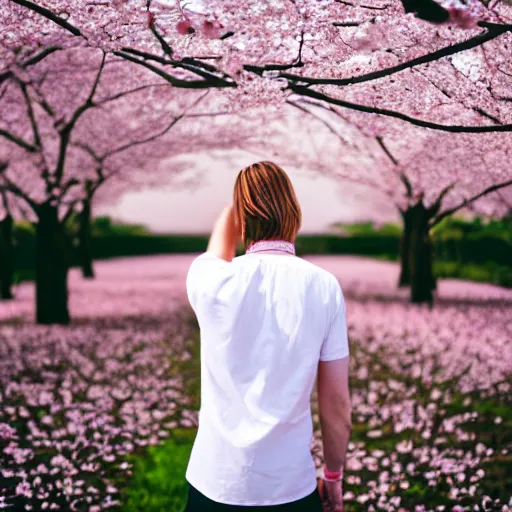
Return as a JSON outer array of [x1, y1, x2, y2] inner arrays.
[[433, 260, 512, 287], [120, 317, 201, 512], [13, 268, 36, 284], [121, 428, 197, 512]]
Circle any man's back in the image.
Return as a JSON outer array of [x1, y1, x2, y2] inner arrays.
[[185, 251, 350, 506]]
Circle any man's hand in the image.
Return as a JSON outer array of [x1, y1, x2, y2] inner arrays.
[[206, 204, 241, 261], [318, 478, 344, 512]]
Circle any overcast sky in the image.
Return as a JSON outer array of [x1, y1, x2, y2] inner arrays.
[[98, 152, 399, 234]]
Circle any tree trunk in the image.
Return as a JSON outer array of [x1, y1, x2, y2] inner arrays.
[[0, 214, 14, 300], [78, 197, 95, 279], [426, 234, 437, 292], [398, 210, 412, 287], [36, 203, 70, 325], [409, 203, 434, 305]]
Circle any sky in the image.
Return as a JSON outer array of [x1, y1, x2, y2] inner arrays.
[[98, 152, 399, 234]]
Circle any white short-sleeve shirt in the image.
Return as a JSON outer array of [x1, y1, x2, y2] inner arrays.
[[185, 251, 349, 506]]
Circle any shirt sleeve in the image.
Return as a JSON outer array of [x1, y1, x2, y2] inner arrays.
[[319, 278, 350, 361], [186, 252, 240, 320]]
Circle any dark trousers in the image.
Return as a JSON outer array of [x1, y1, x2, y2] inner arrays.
[[183, 483, 323, 511]]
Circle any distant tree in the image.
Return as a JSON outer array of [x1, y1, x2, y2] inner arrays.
[[264, 104, 512, 304], [0, 162, 14, 299], [68, 89, 254, 279], [0, 48, 210, 323]]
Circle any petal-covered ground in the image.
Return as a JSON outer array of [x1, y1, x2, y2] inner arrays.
[[1, 255, 511, 511]]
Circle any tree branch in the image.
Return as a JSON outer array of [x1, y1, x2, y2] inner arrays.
[[182, 111, 231, 118], [151, 23, 174, 58], [335, 0, 391, 10], [374, 136, 415, 202], [0, 168, 38, 211], [181, 57, 226, 73], [91, 167, 105, 193], [118, 107, 203, 155], [171, 61, 235, 85], [0, 128, 39, 152], [120, 48, 173, 66], [17, 79, 41, 148], [118, 49, 233, 85], [474, 107, 502, 125], [23, 45, 63, 67], [375, 136, 398, 166], [289, 84, 512, 133], [72, 142, 102, 162], [55, 52, 106, 183], [244, 32, 305, 75], [430, 179, 512, 227], [11, 0, 84, 37], [86, 91, 209, 164], [399, 172, 413, 199], [427, 181, 458, 217], [86, 51, 106, 104], [0, 46, 63, 86], [265, 22, 512, 87], [332, 21, 363, 27], [94, 83, 165, 106], [286, 99, 351, 145], [58, 177, 81, 200], [114, 51, 235, 89], [0, 187, 10, 216]]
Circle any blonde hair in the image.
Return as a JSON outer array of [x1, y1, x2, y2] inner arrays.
[[233, 161, 302, 249]]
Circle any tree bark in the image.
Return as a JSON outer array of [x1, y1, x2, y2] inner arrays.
[[78, 196, 95, 279], [36, 202, 70, 325], [0, 214, 14, 300], [398, 209, 412, 287], [408, 202, 435, 305]]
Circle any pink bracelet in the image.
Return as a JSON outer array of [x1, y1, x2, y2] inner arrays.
[[322, 466, 343, 482]]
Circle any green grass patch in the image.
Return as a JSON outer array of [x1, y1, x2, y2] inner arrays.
[[13, 268, 36, 284], [121, 428, 197, 512], [433, 260, 512, 287]]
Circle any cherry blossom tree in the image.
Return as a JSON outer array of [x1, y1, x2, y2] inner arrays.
[[65, 88, 210, 279], [0, 42, 278, 320], [68, 91, 263, 279], [252, 103, 511, 304], [362, 127, 512, 303], [0, 47, 217, 324]]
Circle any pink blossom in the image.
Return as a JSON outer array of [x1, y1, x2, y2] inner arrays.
[[176, 19, 194, 35], [447, 7, 480, 28], [15, 481, 32, 498], [0, 423, 17, 440]]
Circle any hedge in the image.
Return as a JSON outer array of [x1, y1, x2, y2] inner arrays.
[[11, 230, 512, 287]]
